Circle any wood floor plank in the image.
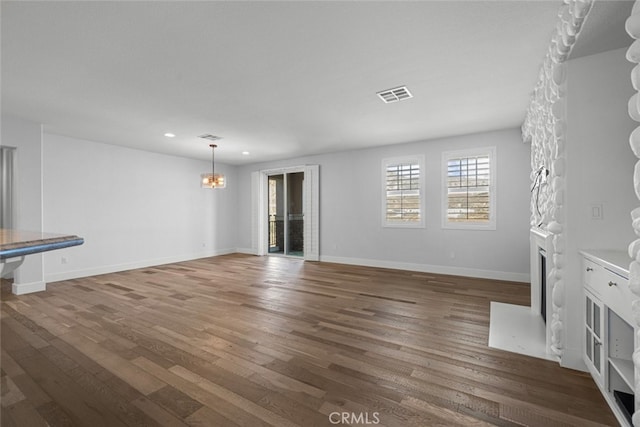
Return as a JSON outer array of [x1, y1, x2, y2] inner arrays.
[[131, 356, 273, 427], [1, 254, 618, 426], [1, 399, 49, 427], [59, 329, 166, 396], [1, 375, 26, 407], [168, 364, 300, 427], [131, 396, 191, 427], [185, 406, 241, 427], [147, 384, 203, 419]]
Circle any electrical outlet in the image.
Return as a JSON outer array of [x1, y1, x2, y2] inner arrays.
[[590, 204, 603, 220]]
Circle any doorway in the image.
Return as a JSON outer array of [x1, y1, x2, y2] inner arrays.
[[268, 172, 304, 257], [251, 165, 318, 261]]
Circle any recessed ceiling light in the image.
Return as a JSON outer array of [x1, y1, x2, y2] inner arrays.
[[242, 151, 250, 155], [164, 133, 176, 138]]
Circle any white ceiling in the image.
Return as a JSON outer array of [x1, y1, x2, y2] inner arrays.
[[1, 1, 632, 165]]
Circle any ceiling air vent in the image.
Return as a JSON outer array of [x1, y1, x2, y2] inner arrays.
[[376, 86, 413, 104], [198, 134, 223, 142]]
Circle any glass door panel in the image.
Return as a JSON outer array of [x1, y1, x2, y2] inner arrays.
[[268, 175, 285, 255], [267, 172, 304, 257], [287, 172, 304, 257]]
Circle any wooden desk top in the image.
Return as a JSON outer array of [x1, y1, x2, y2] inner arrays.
[[0, 229, 84, 259]]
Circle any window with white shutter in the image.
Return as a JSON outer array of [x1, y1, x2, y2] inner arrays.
[[382, 156, 425, 228], [442, 147, 496, 230]]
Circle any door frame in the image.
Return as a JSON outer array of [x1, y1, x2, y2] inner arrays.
[[252, 165, 319, 261], [1, 146, 17, 229]]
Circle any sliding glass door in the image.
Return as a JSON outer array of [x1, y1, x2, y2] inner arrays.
[[268, 172, 304, 257]]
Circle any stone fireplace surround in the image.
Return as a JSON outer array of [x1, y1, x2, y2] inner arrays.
[[521, 0, 593, 363]]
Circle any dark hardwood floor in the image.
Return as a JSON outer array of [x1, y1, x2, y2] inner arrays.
[[1, 254, 617, 426]]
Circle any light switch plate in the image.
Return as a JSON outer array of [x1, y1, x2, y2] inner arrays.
[[590, 203, 603, 220]]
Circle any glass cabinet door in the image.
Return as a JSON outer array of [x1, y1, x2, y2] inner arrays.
[[584, 292, 604, 385], [593, 337, 601, 373], [593, 303, 601, 339]]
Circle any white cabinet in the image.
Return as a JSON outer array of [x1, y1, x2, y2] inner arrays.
[[581, 251, 635, 427]]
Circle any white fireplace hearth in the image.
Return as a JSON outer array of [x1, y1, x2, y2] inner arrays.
[[487, 227, 558, 362]]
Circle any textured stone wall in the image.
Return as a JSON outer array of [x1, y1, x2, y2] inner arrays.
[[522, 0, 593, 357], [625, 2, 640, 424]]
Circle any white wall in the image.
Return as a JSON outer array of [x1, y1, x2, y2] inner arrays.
[[562, 47, 637, 368], [4, 120, 531, 286], [566, 47, 636, 251], [42, 133, 238, 282], [237, 128, 531, 282], [1, 115, 47, 293]]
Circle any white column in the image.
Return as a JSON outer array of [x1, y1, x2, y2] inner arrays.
[[624, 2, 640, 424]]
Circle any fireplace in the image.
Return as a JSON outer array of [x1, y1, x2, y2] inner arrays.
[[487, 228, 557, 361], [530, 227, 553, 354], [540, 248, 546, 323], [487, 228, 556, 361]]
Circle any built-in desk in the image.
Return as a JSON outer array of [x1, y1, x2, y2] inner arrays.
[[0, 229, 84, 291]]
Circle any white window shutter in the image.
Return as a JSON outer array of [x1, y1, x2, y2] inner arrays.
[[381, 156, 425, 228], [441, 147, 496, 230]]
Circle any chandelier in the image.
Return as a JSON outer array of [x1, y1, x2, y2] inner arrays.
[[201, 143, 225, 188]]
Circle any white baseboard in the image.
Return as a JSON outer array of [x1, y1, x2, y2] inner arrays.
[[43, 250, 528, 285], [236, 247, 258, 255], [12, 280, 46, 295], [45, 248, 237, 283], [319, 255, 529, 283]]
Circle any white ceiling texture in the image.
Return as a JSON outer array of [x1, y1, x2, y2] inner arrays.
[[1, 1, 633, 165]]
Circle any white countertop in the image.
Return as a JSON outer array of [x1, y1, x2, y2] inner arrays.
[[0, 229, 84, 260], [580, 250, 630, 279]]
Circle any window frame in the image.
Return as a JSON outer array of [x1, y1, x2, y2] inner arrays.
[[381, 155, 425, 229], [441, 147, 496, 231]]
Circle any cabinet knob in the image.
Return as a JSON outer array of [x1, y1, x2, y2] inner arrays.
[[586, 267, 593, 272], [608, 281, 617, 287]]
